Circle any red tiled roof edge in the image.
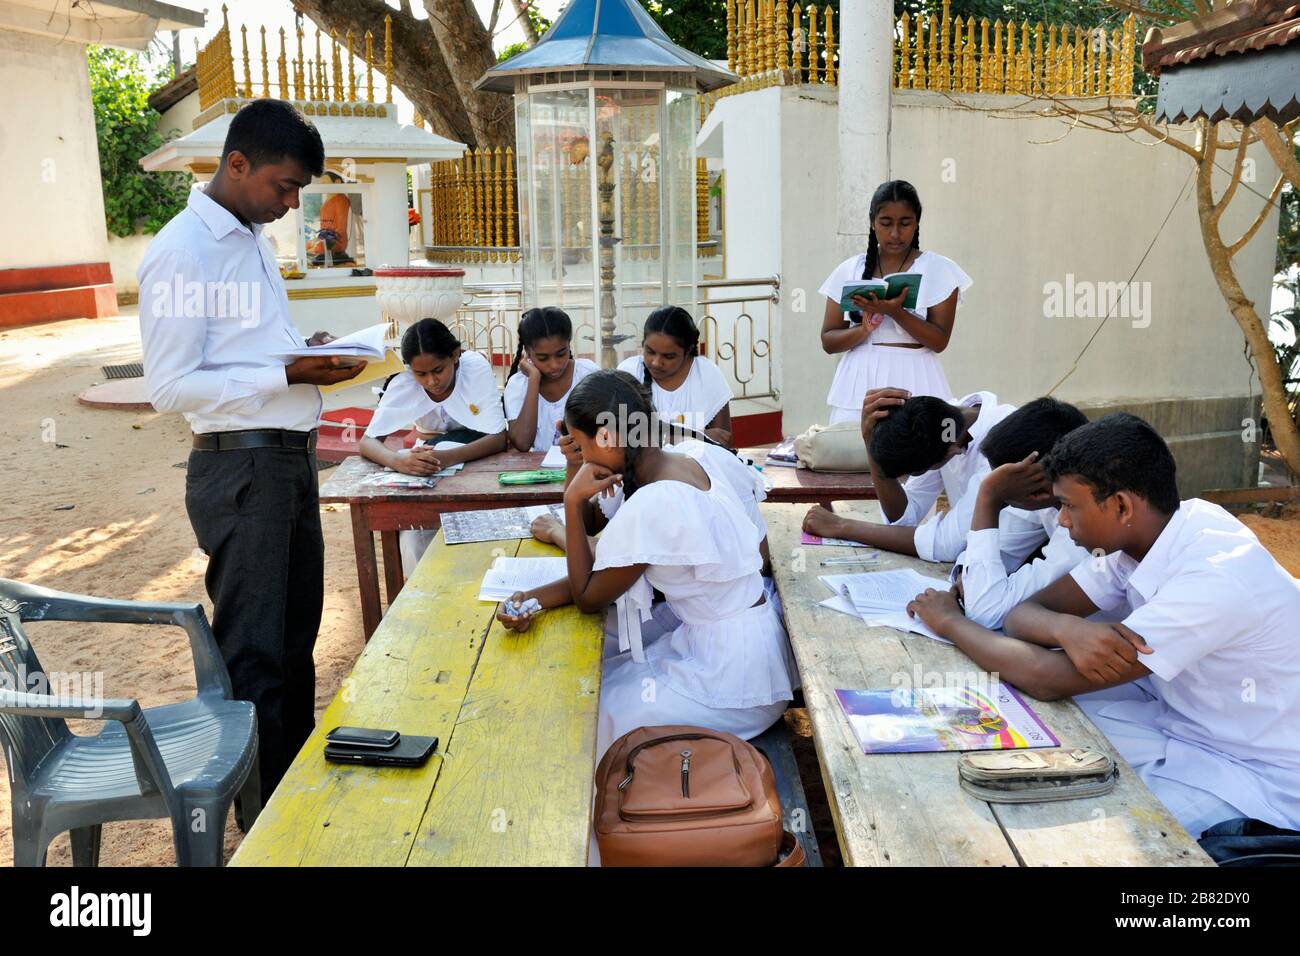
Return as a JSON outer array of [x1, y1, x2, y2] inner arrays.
[[1142, 0, 1300, 74]]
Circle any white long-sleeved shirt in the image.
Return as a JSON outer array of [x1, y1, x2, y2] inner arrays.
[[137, 184, 322, 434], [884, 390, 1016, 562], [955, 508, 1090, 629]]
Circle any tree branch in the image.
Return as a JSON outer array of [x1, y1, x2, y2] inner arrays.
[[1227, 173, 1285, 257], [1210, 122, 1252, 226], [1253, 118, 1300, 191]]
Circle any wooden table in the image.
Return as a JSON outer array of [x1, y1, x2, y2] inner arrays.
[[323, 448, 873, 640], [230, 531, 604, 866], [764, 501, 1213, 867]]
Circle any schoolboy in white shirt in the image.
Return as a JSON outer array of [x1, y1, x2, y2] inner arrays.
[[908, 413, 1300, 836], [802, 387, 1016, 561]]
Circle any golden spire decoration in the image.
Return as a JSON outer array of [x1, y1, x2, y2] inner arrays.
[[365, 30, 375, 102], [384, 14, 393, 103]]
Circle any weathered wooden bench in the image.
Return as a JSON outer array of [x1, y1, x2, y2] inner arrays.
[[764, 501, 1213, 867], [230, 532, 605, 866], [751, 719, 824, 867]]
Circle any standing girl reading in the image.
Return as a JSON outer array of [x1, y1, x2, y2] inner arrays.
[[496, 370, 796, 755], [818, 180, 972, 423], [617, 306, 734, 446], [503, 307, 599, 452], [359, 317, 507, 572]]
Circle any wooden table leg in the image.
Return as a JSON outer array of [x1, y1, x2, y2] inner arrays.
[[380, 530, 404, 608], [351, 506, 382, 641]]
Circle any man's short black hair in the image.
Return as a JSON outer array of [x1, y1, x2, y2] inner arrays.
[[221, 99, 325, 177], [869, 396, 966, 479], [1043, 412, 1180, 514], [981, 397, 1089, 468]]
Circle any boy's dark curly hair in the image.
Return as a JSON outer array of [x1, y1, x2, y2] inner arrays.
[[868, 396, 966, 479], [1042, 412, 1179, 515]]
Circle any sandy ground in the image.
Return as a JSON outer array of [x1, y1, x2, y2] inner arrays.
[[2, 314, 1299, 868], [0, 313, 367, 866]]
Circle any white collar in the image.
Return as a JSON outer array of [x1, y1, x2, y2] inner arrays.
[[188, 183, 259, 241], [1126, 503, 1189, 601]]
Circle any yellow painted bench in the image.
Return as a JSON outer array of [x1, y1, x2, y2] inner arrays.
[[230, 533, 604, 866]]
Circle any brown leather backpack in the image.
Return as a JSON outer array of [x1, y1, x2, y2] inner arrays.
[[594, 725, 805, 867]]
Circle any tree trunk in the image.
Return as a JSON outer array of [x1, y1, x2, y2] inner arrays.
[[1194, 120, 1300, 478], [422, 0, 515, 149], [291, 0, 504, 149], [513, 0, 540, 44]]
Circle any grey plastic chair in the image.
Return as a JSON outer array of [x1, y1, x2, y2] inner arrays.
[[0, 578, 260, 867]]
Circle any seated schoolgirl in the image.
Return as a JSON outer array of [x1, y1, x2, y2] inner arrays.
[[907, 414, 1300, 836], [502, 306, 599, 452], [617, 306, 734, 446], [359, 317, 507, 573], [495, 370, 797, 756]]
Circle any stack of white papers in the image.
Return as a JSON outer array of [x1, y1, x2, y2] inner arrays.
[[816, 568, 953, 644], [274, 322, 389, 362], [478, 556, 568, 602], [540, 444, 568, 469]]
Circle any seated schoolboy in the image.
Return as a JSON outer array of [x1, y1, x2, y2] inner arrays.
[[952, 397, 1093, 629], [802, 386, 1015, 561], [907, 413, 1300, 836]]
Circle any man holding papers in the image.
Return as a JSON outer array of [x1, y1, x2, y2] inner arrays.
[[138, 100, 365, 804]]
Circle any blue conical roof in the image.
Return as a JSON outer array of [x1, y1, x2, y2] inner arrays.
[[476, 0, 735, 93]]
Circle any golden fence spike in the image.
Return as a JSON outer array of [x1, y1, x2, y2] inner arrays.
[[259, 26, 269, 98], [240, 25, 251, 98], [1034, 22, 1043, 95], [927, 13, 938, 90], [1074, 25, 1084, 96], [825, 7, 836, 86], [807, 4, 819, 84], [278, 28, 288, 99], [1004, 18, 1014, 94], [330, 29, 342, 101], [964, 15, 975, 91], [898, 13, 909, 89], [776, 0, 788, 79], [727, 0, 737, 74], [505, 147, 517, 255], [385, 14, 393, 102], [347, 29, 356, 101], [365, 30, 375, 102], [792, 3, 803, 81], [493, 146, 504, 259], [314, 29, 323, 99], [978, 18, 989, 92], [295, 26, 305, 99], [939, 0, 950, 91]]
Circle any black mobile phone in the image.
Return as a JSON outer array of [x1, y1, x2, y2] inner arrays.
[[324, 735, 438, 768], [325, 726, 400, 750]]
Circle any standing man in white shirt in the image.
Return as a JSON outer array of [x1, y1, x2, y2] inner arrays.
[[802, 387, 1016, 560], [908, 413, 1300, 837], [138, 100, 365, 806]]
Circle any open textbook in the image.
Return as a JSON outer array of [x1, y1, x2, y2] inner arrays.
[[817, 568, 952, 644], [839, 273, 921, 313], [273, 322, 388, 364], [478, 556, 568, 602]]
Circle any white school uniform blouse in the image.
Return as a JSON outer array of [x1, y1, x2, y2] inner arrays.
[[502, 357, 600, 451], [817, 249, 972, 410], [592, 455, 796, 710], [138, 184, 322, 434], [616, 354, 732, 432], [1070, 498, 1300, 831], [886, 390, 1016, 562], [363, 350, 506, 439], [955, 508, 1092, 630]]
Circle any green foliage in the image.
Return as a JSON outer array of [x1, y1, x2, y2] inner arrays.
[[498, 40, 530, 63], [87, 45, 191, 237]]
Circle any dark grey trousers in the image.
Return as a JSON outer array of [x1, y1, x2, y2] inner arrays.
[[185, 446, 323, 803]]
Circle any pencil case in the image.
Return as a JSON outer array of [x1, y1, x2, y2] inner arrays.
[[498, 469, 567, 485], [957, 749, 1118, 803]]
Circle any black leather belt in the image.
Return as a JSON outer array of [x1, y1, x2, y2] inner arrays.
[[192, 429, 318, 453]]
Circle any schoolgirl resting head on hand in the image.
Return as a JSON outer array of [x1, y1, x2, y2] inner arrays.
[[359, 317, 507, 477], [495, 369, 796, 754], [503, 306, 599, 452], [616, 306, 734, 447]]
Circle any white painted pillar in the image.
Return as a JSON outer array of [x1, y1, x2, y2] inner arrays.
[[837, 0, 894, 259], [368, 162, 413, 268]]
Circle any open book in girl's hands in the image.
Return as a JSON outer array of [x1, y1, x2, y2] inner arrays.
[[839, 273, 921, 313]]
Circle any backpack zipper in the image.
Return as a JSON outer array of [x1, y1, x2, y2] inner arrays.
[[680, 749, 692, 797], [617, 732, 718, 792]]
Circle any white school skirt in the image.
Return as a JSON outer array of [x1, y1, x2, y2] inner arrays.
[[827, 343, 954, 423]]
